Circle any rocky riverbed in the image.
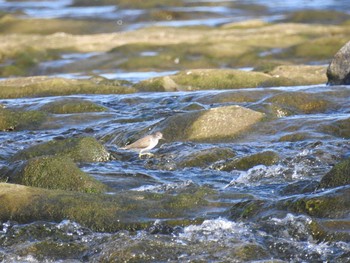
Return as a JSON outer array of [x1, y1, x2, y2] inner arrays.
[[0, 0, 349, 262]]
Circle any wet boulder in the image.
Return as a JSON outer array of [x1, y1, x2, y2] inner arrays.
[[135, 69, 272, 92], [327, 40, 350, 85], [41, 98, 107, 114], [179, 147, 236, 168], [282, 186, 350, 219], [321, 117, 350, 138], [0, 107, 47, 131], [5, 156, 107, 193], [0, 183, 217, 232], [220, 151, 280, 171], [266, 92, 332, 115], [319, 157, 350, 189], [12, 137, 110, 162], [160, 105, 265, 142], [0, 76, 135, 99]]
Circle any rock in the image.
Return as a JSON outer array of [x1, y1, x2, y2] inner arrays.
[[220, 151, 279, 171], [284, 186, 350, 219], [266, 92, 332, 115], [41, 98, 107, 114], [327, 40, 350, 85], [0, 76, 135, 99], [160, 105, 265, 142], [267, 65, 327, 86], [321, 117, 350, 138], [135, 69, 272, 92], [0, 107, 47, 131], [6, 156, 107, 193], [12, 137, 110, 162], [0, 183, 216, 232], [179, 147, 236, 168], [319, 158, 350, 189], [282, 10, 350, 24]]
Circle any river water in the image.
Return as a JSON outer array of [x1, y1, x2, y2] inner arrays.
[[0, 0, 350, 262]]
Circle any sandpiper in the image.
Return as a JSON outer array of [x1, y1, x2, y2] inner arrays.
[[121, 131, 164, 157]]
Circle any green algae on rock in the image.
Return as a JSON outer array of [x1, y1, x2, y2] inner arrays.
[[220, 151, 279, 171], [179, 147, 236, 168], [0, 183, 218, 232], [160, 105, 265, 142], [266, 92, 333, 115], [321, 117, 350, 138], [0, 76, 135, 99], [136, 69, 272, 91], [12, 136, 110, 163], [0, 107, 47, 131], [6, 156, 107, 193], [41, 99, 107, 114], [319, 157, 350, 189]]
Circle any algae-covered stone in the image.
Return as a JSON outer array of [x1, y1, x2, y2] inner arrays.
[[41, 98, 107, 114], [281, 186, 350, 218], [267, 92, 332, 115], [321, 117, 350, 138], [267, 65, 327, 86], [136, 69, 272, 92], [12, 137, 110, 162], [221, 151, 279, 171], [179, 147, 236, 168], [0, 107, 47, 131], [319, 158, 350, 189], [327, 40, 350, 85], [0, 76, 135, 99], [160, 105, 265, 142], [7, 156, 106, 193], [283, 10, 350, 24], [0, 183, 217, 232]]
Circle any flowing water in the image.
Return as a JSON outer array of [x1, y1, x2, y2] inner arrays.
[[0, 0, 350, 262]]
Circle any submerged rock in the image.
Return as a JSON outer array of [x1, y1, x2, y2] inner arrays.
[[284, 186, 350, 219], [5, 156, 106, 193], [327, 40, 350, 85], [0, 107, 47, 131], [179, 147, 236, 168], [12, 137, 110, 162], [0, 183, 216, 232], [41, 98, 107, 114], [319, 157, 350, 189], [321, 117, 350, 138], [0, 76, 135, 99], [160, 105, 265, 142], [266, 92, 332, 115], [136, 69, 272, 92], [220, 151, 280, 171]]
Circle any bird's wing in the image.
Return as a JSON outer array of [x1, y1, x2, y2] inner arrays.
[[124, 135, 151, 149]]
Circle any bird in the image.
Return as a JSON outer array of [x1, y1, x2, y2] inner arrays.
[[121, 132, 164, 157]]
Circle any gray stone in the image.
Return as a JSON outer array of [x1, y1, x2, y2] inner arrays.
[[327, 40, 350, 85]]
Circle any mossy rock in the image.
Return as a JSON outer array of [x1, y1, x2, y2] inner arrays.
[[0, 183, 217, 232], [233, 244, 269, 261], [283, 10, 350, 24], [309, 219, 350, 243], [321, 117, 350, 138], [266, 65, 327, 86], [0, 108, 47, 131], [179, 147, 236, 168], [0, 14, 118, 35], [267, 92, 332, 115], [160, 105, 265, 142], [281, 186, 350, 218], [12, 137, 110, 162], [135, 69, 272, 92], [278, 132, 311, 142], [41, 99, 107, 114], [279, 37, 349, 62], [6, 156, 107, 193], [0, 76, 135, 99], [319, 158, 350, 189], [221, 151, 279, 171]]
